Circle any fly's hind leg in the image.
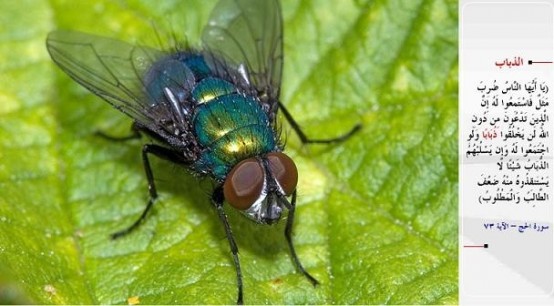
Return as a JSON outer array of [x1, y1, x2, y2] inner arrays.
[[278, 102, 361, 144], [111, 144, 185, 239]]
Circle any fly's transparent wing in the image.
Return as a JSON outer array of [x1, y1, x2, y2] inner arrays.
[[46, 30, 166, 129], [202, 0, 283, 104]]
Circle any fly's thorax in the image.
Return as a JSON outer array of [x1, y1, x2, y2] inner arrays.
[[143, 51, 280, 179], [192, 77, 235, 104], [191, 90, 277, 179], [223, 152, 298, 224]]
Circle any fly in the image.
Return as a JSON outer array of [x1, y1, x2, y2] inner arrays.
[[46, 0, 360, 303]]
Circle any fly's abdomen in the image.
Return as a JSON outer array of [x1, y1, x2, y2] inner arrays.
[[192, 88, 276, 180]]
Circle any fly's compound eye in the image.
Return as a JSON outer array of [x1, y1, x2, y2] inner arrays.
[[223, 158, 265, 210], [267, 152, 298, 196]]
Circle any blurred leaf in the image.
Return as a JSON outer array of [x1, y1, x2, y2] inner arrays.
[[0, 0, 457, 304]]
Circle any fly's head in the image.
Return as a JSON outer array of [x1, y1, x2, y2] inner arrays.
[[223, 152, 298, 224]]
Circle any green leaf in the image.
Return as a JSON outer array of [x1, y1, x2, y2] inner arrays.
[[0, 0, 458, 304]]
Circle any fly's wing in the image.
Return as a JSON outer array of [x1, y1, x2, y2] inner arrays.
[[46, 30, 175, 135], [202, 0, 283, 120]]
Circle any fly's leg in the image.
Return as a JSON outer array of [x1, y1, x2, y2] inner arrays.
[[278, 102, 361, 144], [212, 186, 244, 305], [96, 121, 142, 141], [283, 190, 319, 286], [111, 144, 184, 239]]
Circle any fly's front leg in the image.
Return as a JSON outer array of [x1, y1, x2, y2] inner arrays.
[[283, 190, 319, 286], [212, 186, 244, 305], [111, 144, 184, 239], [279, 102, 361, 144]]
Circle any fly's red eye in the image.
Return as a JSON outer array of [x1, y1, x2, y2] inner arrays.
[[223, 158, 265, 210], [267, 152, 298, 196]]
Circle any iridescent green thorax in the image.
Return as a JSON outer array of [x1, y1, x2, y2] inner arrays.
[[189, 59, 277, 180]]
